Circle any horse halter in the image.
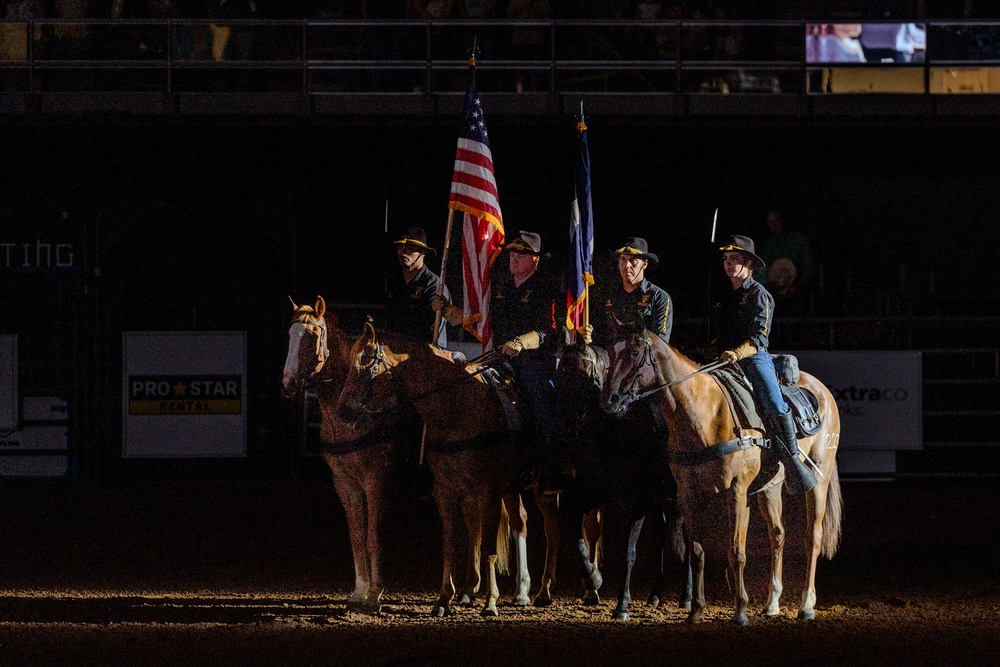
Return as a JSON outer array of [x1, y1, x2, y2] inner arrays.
[[288, 317, 330, 376]]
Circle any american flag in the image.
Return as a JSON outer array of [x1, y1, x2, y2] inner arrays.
[[449, 59, 505, 352], [566, 118, 594, 333]]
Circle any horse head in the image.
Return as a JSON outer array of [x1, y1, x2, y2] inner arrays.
[[282, 295, 331, 399], [336, 317, 402, 424], [600, 331, 658, 417], [553, 341, 611, 438]]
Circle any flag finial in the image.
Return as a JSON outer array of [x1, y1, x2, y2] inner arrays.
[[468, 38, 480, 66], [576, 101, 587, 132]]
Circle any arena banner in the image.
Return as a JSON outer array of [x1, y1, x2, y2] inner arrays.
[[785, 350, 922, 452], [0, 335, 15, 431], [123, 332, 246, 458]]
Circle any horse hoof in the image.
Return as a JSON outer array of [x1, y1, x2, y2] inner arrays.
[[481, 606, 498, 618], [457, 593, 474, 605], [734, 612, 749, 627], [762, 605, 781, 617], [431, 606, 449, 618], [647, 595, 661, 610], [354, 600, 381, 615], [798, 608, 815, 621], [532, 596, 553, 608], [687, 610, 704, 624], [582, 591, 600, 606], [679, 599, 692, 611], [513, 595, 531, 607], [613, 610, 629, 621]]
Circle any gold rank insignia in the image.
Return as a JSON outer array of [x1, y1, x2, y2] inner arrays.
[[520, 290, 532, 304], [740, 293, 750, 306], [639, 294, 651, 307]]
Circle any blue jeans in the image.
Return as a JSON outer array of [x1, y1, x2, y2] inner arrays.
[[512, 352, 555, 437], [737, 350, 789, 419]]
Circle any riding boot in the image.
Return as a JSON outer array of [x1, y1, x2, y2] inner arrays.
[[770, 411, 817, 496]]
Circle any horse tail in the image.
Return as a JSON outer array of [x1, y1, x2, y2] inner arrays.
[[495, 500, 511, 576], [821, 463, 843, 559]]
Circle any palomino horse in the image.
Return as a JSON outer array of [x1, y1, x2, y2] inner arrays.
[[336, 319, 532, 617], [281, 295, 405, 614], [601, 330, 842, 624], [547, 341, 691, 620]]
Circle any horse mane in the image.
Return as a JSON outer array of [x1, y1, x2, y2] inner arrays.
[[291, 306, 350, 375]]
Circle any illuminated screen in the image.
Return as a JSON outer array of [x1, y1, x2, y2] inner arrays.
[[806, 23, 926, 64]]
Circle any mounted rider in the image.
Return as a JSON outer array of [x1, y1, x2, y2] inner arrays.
[[384, 226, 449, 348], [432, 230, 563, 493], [713, 234, 817, 495]]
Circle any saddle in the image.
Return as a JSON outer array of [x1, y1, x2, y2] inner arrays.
[[711, 354, 822, 440], [479, 357, 527, 433]]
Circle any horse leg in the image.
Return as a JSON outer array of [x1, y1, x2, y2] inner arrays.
[[799, 484, 826, 620], [458, 495, 483, 605], [329, 470, 372, 613], [576, 504, 603, 597], [532, 491, 560, 607], [664, 498, 693, 611], [357, 469, 389, 614], [581, 508, 602, 606], [757, 482, 786, 617], [431, 491, 458, 617], [687, 538, 706, 624], [645, 506, 666, 610], [504, 492, 531, 606], [480, 494, 504, 617], [728, 490, 752, 626], [612, 515, 644, 621]]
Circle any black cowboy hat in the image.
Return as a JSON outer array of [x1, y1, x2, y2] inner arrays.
[[505, 231, 550, 258], [611, 237, 658, 268], [719, 234, 765, 270], [392, 227, 438, 257]]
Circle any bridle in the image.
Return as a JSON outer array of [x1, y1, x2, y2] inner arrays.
[[610, 334, 657, 405], [288, 315, 330, 376]]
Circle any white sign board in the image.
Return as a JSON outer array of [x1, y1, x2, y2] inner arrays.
[[0, 334, 15, 431], [123, 332, 246, 458], [786, 350, 922, 452]]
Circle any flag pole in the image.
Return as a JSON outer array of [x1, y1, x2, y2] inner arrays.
[[706, 207, 718, 346], [579, 101, 589, 334], [432, 208, 456, 345]]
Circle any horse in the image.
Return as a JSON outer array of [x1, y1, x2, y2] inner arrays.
[[545, 340, 691, 620], [601, 330, 843, 624], [335, 319, 534, 617], [281, 295, 406, 614]]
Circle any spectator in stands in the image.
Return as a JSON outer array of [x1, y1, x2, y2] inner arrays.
[[409, 0, 453, 18], [754, 208, 815, 315], [819, 23, 865, 63], [506, 0, 551, 91]]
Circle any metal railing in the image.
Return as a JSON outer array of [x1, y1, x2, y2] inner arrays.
[[0, 19, 998, 95]]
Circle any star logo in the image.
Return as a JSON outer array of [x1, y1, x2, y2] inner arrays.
[[173, 381, 188, 396]]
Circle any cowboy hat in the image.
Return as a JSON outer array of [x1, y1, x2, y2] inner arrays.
[[719, 234, 765, 270], [505, 231, 550, 258], [392, 227, 438, 257], [611, 237, 658, 268]]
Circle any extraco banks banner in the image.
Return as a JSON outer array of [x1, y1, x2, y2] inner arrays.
[[123, 332, 246, 458], [786, 350, 922, 451]]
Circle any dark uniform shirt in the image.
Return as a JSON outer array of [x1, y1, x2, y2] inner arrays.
[[490, 270, 557, 350], [385, 264, 449, 348], [595, 278, 672, 346], [714, 275, 774, 352]]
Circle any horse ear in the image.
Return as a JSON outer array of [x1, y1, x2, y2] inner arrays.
[[363, 317, 377, 346], [288, 295, 300, 311], [315, 296, 326, 319]]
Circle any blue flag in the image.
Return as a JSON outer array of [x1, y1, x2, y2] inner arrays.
[[566, 119, 594, 331]]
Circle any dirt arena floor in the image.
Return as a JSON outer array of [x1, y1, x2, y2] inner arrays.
[[0, 472, 996, 666]]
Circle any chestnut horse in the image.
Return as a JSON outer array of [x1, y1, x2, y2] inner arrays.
[[601, 330, 842, 624], [336, 319, 532, 617], [281, 295, 404, 614]]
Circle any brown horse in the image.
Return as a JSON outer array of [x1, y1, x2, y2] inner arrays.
[[281, 296, 404, 614], [335, 319, 532, 617], [601, 330, 842, 624]]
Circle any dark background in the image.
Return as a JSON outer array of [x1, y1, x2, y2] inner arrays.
[[1, 114, 997, 479]]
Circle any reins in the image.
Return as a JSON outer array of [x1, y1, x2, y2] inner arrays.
[[631, 358, 731, 402]]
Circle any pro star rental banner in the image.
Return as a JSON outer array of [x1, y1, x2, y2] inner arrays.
[[123, 332, 246, 458]]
